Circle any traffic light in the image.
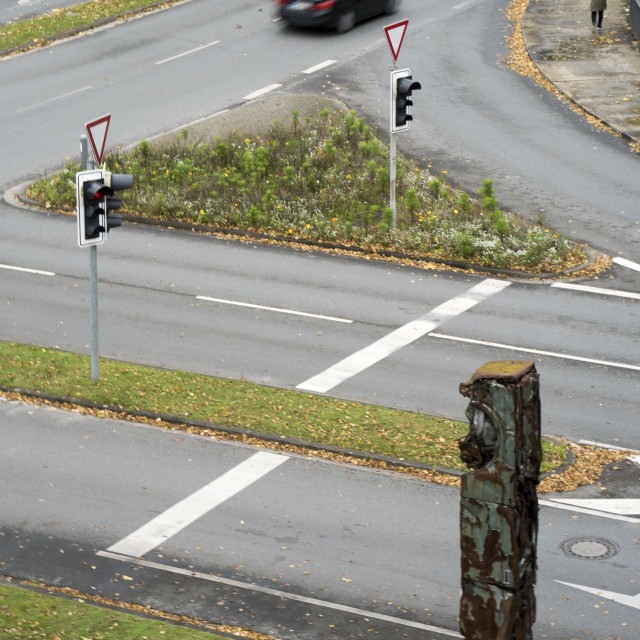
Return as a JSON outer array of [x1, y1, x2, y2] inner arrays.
[[391, 68, 421, 132], [76, 168, 112, 247], [104, 172, 133, 232]]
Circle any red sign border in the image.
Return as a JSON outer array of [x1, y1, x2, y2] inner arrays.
[[85, 114, 111, 166], [384, 19, 409, 63]]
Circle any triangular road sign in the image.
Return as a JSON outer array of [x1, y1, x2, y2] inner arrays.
[[85, 114, 111, 166], [384, 19, 409, 63]]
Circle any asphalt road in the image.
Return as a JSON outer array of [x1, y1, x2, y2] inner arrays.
[[2, 399, 639, 640], [1, 0, 640, 637]]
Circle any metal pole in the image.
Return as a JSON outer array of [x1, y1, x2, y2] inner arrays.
[[390, 131, 397, 229], [81, 134, 99, 382], [90, 245, 99, 382]]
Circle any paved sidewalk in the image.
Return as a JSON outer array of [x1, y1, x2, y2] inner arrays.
[[523, 0, 640, 143]]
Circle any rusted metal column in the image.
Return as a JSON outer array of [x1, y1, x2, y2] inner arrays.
[[457, 360, 542, 640]]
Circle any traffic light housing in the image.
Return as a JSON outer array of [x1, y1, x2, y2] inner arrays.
[[76, 168, 112, 247], [104, 172, 133, 232], [391, 68, 421, 132]]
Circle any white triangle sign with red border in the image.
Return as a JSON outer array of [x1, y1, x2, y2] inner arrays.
[[85, 114, 111, 166], [384, 19, 409, 63]]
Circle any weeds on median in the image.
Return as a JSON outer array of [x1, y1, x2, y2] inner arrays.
[[27, 108, 583, 272]]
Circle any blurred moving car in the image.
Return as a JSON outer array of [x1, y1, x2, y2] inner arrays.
[[276, 0, 401, 33]]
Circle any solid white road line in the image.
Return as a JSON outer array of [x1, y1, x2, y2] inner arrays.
[[244, 84, 282, 101], [548, 498, 640, 516], [551, 281, 640, 300], [539, 500, 640, 525], [196, 295, 353, 323], [97, 551, 463, 637], [555, 581, 640, 610], [429, 333, 640, 372], [303, 59, 337, 74], [0, 263, 55, 276], [106, 451, 288, 558], [156, 40, 220, 65], [613, 256, 640, 272], [297, 279, 510, 394], [578, 439, 640, 453]]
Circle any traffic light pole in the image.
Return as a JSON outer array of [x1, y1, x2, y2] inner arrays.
[[389, 63, 398, 229], [81, 134, 100, 382]]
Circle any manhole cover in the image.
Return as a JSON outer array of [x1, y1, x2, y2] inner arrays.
[[562, 537, 618, 559]]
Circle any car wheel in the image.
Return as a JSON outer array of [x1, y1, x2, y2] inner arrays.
[[385, 0, 400, 14], [336, 11, 356, 33]]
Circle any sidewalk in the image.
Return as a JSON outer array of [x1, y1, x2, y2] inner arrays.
[[523, 0, 640, 144]]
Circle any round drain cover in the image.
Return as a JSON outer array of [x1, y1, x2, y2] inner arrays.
[[562, 537, 618, 559]]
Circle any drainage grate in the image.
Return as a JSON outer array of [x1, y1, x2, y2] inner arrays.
[[562, 537, 619, 560]]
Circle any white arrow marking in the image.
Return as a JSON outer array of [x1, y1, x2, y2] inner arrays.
[[550, 498, 640, 516], [556, 581, 640, 610]]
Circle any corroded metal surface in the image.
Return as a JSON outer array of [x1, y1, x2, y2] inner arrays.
[[458, 361, 541, 640]]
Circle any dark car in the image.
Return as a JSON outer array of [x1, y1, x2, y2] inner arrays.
[[276, 0, 401, 33]]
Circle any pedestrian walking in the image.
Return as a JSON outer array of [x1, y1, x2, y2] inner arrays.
[[590, 0, 606, 33]]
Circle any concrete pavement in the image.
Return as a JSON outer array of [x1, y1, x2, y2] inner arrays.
[[523, 0, 640, 144]]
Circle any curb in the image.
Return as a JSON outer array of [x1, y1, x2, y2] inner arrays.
[[0, 385, 574, 480], [4, 176, 603, 281]]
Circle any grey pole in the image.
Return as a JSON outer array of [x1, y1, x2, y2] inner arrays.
[[81, 134, 99, 382], [390, 132, 397, 229]]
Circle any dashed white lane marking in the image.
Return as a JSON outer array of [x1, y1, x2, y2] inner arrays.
[[106, 451, 288, 558], [303, 59, 337, 74], [17, 85, 92, 112], [429, 333, 640, 372], [156, 40, 220, 65], [297, 279, 510, 394], [613, 256, 640, 272], [196, 295, 353, 323], [551, 281, 640, 300], [0, 263, 55, 276], [244, 84, 282, 101], [97, 551, 463, 637]]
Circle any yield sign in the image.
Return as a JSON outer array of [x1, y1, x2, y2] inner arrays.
[[384, 19, 409, 63], [85, 114, 111, 166]]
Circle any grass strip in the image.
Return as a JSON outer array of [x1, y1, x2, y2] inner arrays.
[[0, 582, 259, 639], [0, 342, 567, 473], [0, 0, 173, 53]]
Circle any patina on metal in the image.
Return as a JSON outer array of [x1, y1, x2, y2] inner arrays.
[[458, 360, 542, 640]]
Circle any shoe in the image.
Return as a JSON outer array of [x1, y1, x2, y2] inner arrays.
[[597, 26, 603, 32]]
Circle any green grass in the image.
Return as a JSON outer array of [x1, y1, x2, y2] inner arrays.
[[0, 583, 232, 639], [28, 108, 584, 272], [0, 342, 567, 474], [0, 0, 168, 52]]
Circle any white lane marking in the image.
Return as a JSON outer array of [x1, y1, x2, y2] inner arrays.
[[17, 86, 92, 112], [0, 263, 55, 276], [156, 40, 220, 65], [613, 256, 640, 272], [141, 109, 230, 144], [549, 499, 640, 516], [539, 500, 640, 525], [578, 439, 640, 453], [97, 551, 463, 637], [453, 0, 483, 9], [196, 295, 353, 323], [106, 451, 288, 558], [297, 279, 510, 394], [303, 59, 337, 74], [429, 333, 640, 372], [244, 84, 282, 101], [551, 281, 640, 300], [555, 581, 640, 611]]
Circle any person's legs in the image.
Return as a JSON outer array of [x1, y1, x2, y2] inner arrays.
[[597, 10, 604, 29]]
